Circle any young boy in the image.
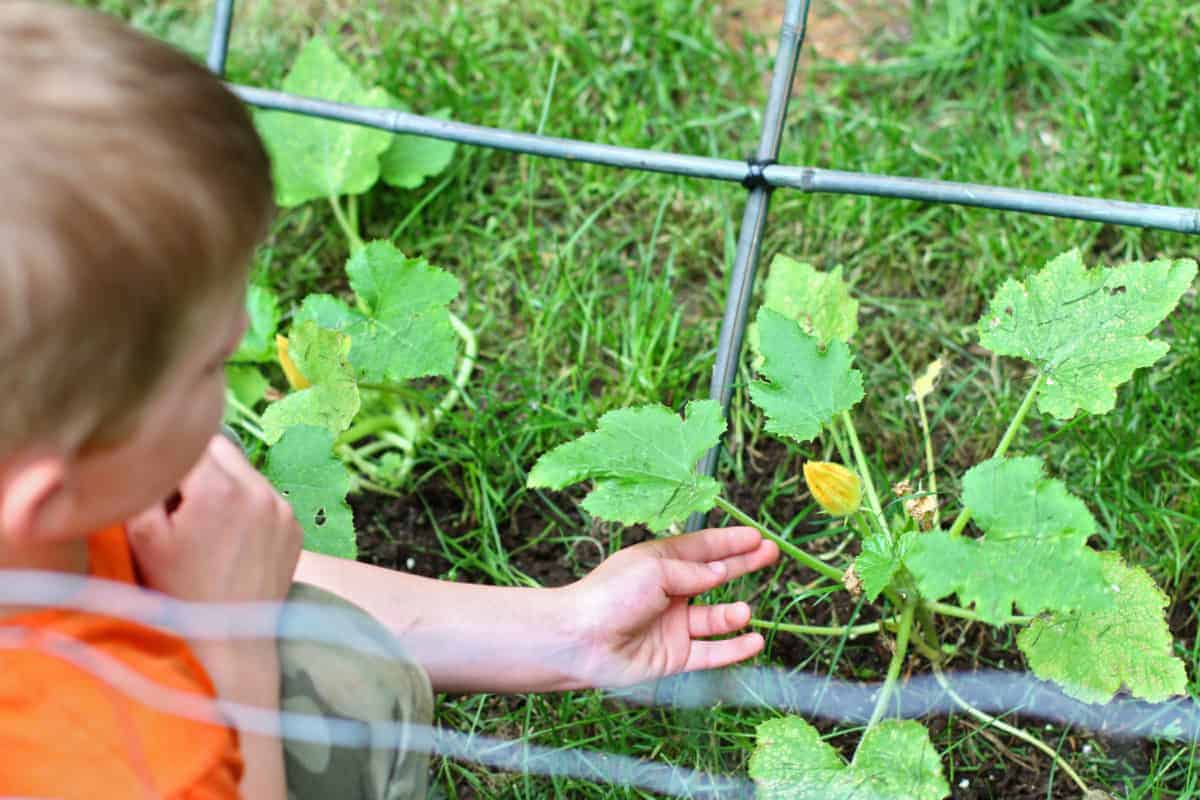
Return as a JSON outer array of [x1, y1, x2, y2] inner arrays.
[[0, 4, 779, 798]]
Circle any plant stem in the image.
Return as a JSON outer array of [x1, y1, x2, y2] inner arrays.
[[750, 617, 895, 638], [347, 194, 360, 237], [931, 662, 1089, 794], [946, 372, 1046, 538], [863, 596, 916, 734], [335, 414, 408, 448], [928, 601, 1032, 626], [223, 391, 268, 443], [328, 195, 364, 252], [428, 312, 478, 431], [840, 411, 890, 540], [714, 496, 844, 584], [914, 392, 940, 530]]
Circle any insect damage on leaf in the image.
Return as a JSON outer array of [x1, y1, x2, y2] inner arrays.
[[1018, 551, 1188, 704], [747, 256, 860, 367], [977, 249, 1197, 419], [264, 425, 355, 558], [261, 321, 360, 444], [750, 717, 949, 800], [526, 400, 724, 531]]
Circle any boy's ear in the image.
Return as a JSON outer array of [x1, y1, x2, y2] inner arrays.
[[0, 455, 76, 543]]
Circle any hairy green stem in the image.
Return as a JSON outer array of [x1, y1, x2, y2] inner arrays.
[[947, 373, 1046, 538], [928, 601, 1032, 626], [328, 195, 364, 252], [751, 617, 895, 638], [932, 662, 1089, 794], [863, 597, 916, 735], [840, 411, 890, 540], [336, 414, 409, 449], [714, 496, 845, 584], [223, 391, 268, 443], [429, 312, 478, 430], [914, 393, 940, 530]]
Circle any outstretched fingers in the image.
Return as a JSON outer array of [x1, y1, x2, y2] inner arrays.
[[657, 527, 780, 585], [688, 602, 752, 638], [682, 633, 766, 672], [659, 558, 729, 598], [658, 526, 763, 563]]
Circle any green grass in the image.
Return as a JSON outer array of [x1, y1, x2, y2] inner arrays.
[[94, 0, 1200, 796]]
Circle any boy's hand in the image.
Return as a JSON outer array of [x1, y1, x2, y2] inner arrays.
[[125, 433, 302, 607], [126, 433, 296, 800], [564, 526, 779, 688]]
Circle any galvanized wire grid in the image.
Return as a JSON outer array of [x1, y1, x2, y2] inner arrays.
[[207, 0, 1200, 534]]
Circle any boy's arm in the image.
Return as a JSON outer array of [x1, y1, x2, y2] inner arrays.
[[293, 526, 778, 693]]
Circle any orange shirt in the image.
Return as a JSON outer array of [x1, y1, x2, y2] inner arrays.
[[0, 525, 244, 798]]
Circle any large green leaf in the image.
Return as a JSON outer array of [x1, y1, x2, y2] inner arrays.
[[260, 321, 361, 444], [751, 718, 948, 800], [254, 37, 394, 207], [264, 425, 355, 558], [526, 400, 724, 531], [748, 307, 864, 444], [345, 242, 459, 380], [978, 249, 1196, 419], [291, 242, 460, 382], [906, 457, 1112, 624], [1018, 552, 1188, 704]]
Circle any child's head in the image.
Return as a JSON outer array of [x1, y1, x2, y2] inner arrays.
[[0, 2, 274, 542]]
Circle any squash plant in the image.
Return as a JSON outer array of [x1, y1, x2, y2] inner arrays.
[[222, 35, 470, 558], [527, 250, 1197, 797]]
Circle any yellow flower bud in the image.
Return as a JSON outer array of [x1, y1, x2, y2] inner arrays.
[[803, 461, 862, 516], [276, 334, 311, 390]]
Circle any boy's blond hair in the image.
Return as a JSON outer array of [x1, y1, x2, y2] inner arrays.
[[0, 2, 274, 457]]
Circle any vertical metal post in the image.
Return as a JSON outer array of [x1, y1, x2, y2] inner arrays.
[[686, 0, 811, 533], [206, 0, 236, 77]]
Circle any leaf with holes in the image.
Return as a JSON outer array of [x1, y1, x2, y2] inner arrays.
[[261, 321, 360, 444], [264, 425, 355, 557], [254, 36, 394, 207], [526, 400, 724, 531], [1018, 551, 1188, 704], [978, 249, 1196, 419], [751, 717, 949, 800], [905, 456, 1112, 624], [749, 307, 864, 445]]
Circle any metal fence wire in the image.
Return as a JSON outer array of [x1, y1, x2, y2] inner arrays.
[[207, 0, 1200, 534]]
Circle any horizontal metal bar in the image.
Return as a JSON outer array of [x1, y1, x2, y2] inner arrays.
[[233, 85, 746, 183], [231, 84, 1200, 236], [768, 166, 1200, 234]]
